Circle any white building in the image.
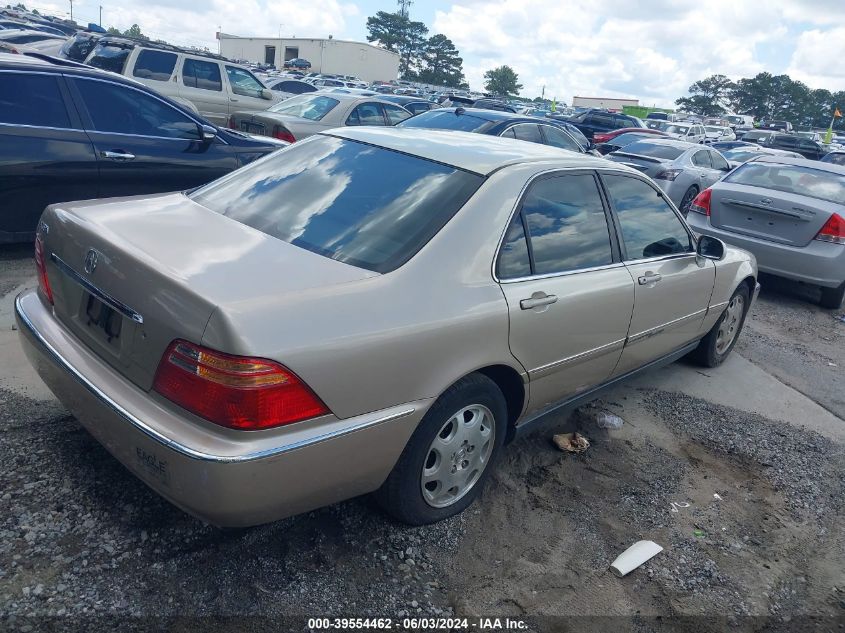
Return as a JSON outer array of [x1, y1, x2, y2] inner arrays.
[[572, 96, 639, 112], [219, 34, 400, 83]]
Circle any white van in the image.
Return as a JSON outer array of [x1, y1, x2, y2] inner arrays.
[[85, 39, 282, 126]]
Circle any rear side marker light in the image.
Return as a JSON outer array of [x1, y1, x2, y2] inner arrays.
[[34, 231, 53, 304], [815, 212, 845, 245], [689, 188, 712, 216], [153, 340, 329, 430]]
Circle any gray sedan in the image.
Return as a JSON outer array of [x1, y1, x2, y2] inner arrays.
[[229, 92, 412, 142], [687, 156, 845, 309], [608, 139, 732, 214]]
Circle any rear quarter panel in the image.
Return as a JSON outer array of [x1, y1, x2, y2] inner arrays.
[[200, 165, 543, 420]]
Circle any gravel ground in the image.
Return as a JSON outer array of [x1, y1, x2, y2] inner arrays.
[[1, 251, 844, 632]]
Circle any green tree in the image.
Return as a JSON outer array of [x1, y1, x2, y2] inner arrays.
[[106, 26, 121, 34], [123, 23, 148, 40], [483, 65, 522, 97], [675, 74, 734, 116], [416, 34, 464, 87], [366, 10, 429, 78]]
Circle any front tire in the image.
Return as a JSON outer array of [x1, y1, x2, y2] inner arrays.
[[374, 374, 507, 525], [690, 284, 750, 368], [819, 281, 845, 310]]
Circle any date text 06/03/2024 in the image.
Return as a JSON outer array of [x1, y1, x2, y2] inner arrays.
[[306, 617, 528, 630]]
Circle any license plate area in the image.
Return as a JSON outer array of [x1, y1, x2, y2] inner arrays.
[[240, 122, 265, 134], [85, 293, 123, 343]]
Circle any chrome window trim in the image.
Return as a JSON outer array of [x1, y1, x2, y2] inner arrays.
[[15, 294, 415, 464], [491, 166, 635, 283], [0, 121, 80, 133], [50, 253, 145, 324], [499, 262, 625, 284]]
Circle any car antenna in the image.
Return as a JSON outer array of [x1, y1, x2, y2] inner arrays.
[[455, 107, 465, 115]]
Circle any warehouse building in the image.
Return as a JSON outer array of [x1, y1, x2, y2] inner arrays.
[[218, 34, 400, 82], [571, 96, 639, 112]]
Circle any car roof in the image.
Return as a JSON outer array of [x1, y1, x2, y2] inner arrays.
[[325, 127, 619, 176], [753, 155, 845, 175], [626, 138, 702, 150]]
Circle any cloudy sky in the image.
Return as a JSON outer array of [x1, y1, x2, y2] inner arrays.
[[29, 0, 845, 106]]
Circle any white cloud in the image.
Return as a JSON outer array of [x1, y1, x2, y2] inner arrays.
[[433, 0, 828, 106], [787, 27, 845, 91]]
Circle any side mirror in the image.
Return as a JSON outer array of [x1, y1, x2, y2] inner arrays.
[[261, 88, 273, 100], [697, 235, 726, 261], [200, 124, 217, 142]]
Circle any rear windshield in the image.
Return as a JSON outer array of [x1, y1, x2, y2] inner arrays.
[[620, 141, 685, 160], [397, 109, 493, 132], [189, 136, 484, 273], [267, 94, 339, 121], [725, 162, 845, 204], [610, 132, 656, 146], [86, 43, 130, 74]]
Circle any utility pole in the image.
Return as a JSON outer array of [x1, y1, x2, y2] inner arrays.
[[69, 0, 73, 21], [99, 5, 102, 26], [397, 0, 412, 18]]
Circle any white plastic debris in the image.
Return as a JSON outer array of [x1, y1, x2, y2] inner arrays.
[[610, 540, 663, 577], [596, 411, 624, 429], [714, 493, 723, 501]]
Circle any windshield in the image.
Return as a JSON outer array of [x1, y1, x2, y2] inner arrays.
[[705, 126, 724, 133], [663, 124, 690, 135], [618, 141, 685, 160], [397, 109, 493, 132], [267, 94, 339, 120], [189, 136, 484, 273], [726, 162, 845, 204], [726, 116, 743, 125]]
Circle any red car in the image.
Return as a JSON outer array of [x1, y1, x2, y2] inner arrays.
[[592, 127, 667, 144]]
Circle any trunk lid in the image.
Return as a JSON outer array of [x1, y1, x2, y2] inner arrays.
[[709, 182, 839, 247], [609, 152, 670, 177], [42, 193, 377, 391]]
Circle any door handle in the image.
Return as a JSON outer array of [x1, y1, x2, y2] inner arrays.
[[638, 272, 662, 285], [101, 150, 135, 161], [230, 98, 239, 102], [520, 293, 558, 310]]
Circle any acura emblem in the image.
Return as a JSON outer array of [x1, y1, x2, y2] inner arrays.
[[84, 249, 99, 274]]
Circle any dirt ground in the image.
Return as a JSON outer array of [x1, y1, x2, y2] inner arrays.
[[1, 250, 844, 632]]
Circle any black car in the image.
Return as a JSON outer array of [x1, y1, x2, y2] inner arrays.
[[397, 107, 588, 154], [764, 133, 825, 160], [0, 53, 285, 243], [283, 58, 311, 70], [564, 108, 642, 141], [378, 94, 437, 116], [471, 98, 517, 113]]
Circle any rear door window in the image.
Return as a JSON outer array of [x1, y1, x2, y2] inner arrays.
[[602, 174, 693, 260], [383, 103, 411, 125], [518, 173, 614, 274], [540, 125, 581, 152], [510, 124, 543, 144], [189, 136, 484, 273], [692, 150, 712, 168], [0, 72, 71, 128], [346, 102, 385, 126], [710, 151, 729, 171], [132, 50, 177, 82], [182, 58, 222, 92]]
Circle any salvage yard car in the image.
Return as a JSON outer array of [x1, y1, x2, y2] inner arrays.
[[687, 156, 845, 308], [0, 53, 286, 243], [16, 128, 758, 527], [229, 92, 412, 142]]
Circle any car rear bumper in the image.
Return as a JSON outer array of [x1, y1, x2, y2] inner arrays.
[[688, 215, 845, 288], [15, 290, 427, 527]]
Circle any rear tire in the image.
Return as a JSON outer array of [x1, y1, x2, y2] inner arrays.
[[819, 281, 845, 310], [679, 185, 699, 216], [690, 284, 750, 368], [374, 374, 507, 525]]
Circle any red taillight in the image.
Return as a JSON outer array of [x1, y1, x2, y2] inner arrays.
[[593, 132, 611, 143], [689, 188, 712, 216], [272, 126, 296, 143], [34, 231, 53, 304], [152, 340, 329, 430], [227, 115, 236, 129], [815, 212, 845, 245]]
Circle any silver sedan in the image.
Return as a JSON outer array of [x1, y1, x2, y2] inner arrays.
[[608, 139, 732, 214]]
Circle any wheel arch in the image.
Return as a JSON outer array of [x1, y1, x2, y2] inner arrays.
[[474, 364, 526, 442]]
